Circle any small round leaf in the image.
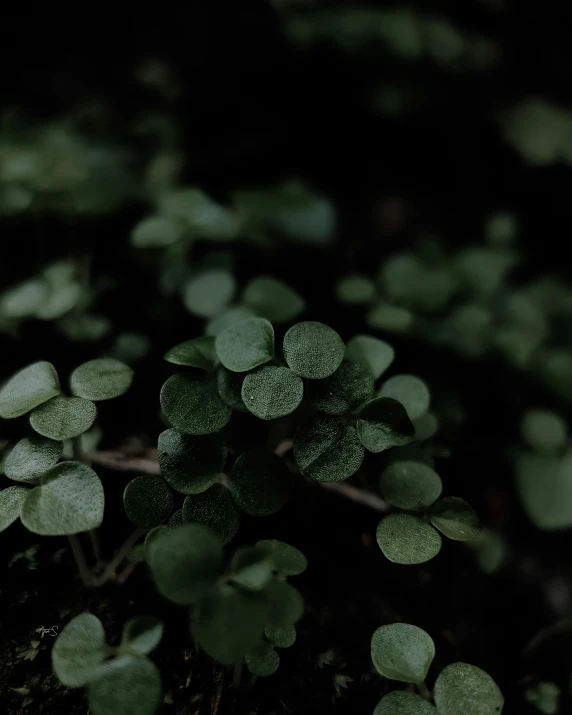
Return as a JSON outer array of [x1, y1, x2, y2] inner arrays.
[[52, 613, 107, 687], [256, 540, 308, 576], [434, 662, 504, 715], [306, 360, 373, 415], [374, 691, 437, 715], [357, 398, 415, 453], [336, 275, 376, 304], [206, 306, 256, 337], [160, 373, 232, 435], [283, 321, 344, 379], [164, 336, 217, 370], [124, 476, 174, 529], [29, 396, 97, 440], [4, 435, 63, 484], [120, 617, 163, 656], [294, 415, 364, 482], [0, 361, 60, 419], [182, 485, 240, 544], [183, 270, 235, 318], [229, 450, 293, 516], [345, 335, 395, 380], [263, 579, 304, 629], [246, 641, 280, 676], [158, 429, 227, 495], [131, 215, 183, 248], [242, 276, 305, 323], [521, 409, 567, 453], [70, 358, 134, 401], [378, 375, 430, 420], [265, 625, 296, 648], [431, 497, 481, 541], [380, 461, 443, 511], [88, 655, 162, 715], [230, 546, 274, 592], [242, 366, 304, 420], [371, 623, 435, 684], [217, 367, 248, 412], [215, 318, 274, 372], [376, 514, 442, 565], [516, 453, 572, 530], [0, 486, 28, 533], [147, 523, 223, 605]]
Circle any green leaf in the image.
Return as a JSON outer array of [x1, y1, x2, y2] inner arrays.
[[4, 435, 63, 484], [374, 691, 437, 715], [183, 270, 235, 318], [163, 336, 217, 370], [456, 246, 516, 295], [215, 318, 274, 372], [306, 361, 373, 415], [242, 276, 305, 323], [378, 375, 430, 420], [256, 540, 308, 576], [29, 396, 97, 440], [0, 279, 49, 318], [21, 462, 104, 536], [124, 476, 174, 529], [263, 579, 304, 629], [336, 275, 376, 304], [515, 453, 572, 529], [229, 449, 293, 516], [242, 366, 304, 420], [52, 613, 107, 687], [192, 584, 269, 665], [159, 187, 238, 240], [467, 529, 507, 574], [217, 367, 248, 412], [160, 372, 232, 434], [168, 509, 183, 528], [371, 623, 435, 684], [70, 358, 134, 401], [294, 415, 364, 482], [205, 306, 256, 336], [521, 409, 567, 453], [265, 625, 296, 648], [131, 215, 183, 248], [147, 523, 222, 605], [434, 662, 504, 715], [283, 321, 344, 379], [413, 412, 439, 442], [230, 546, 274, 592], [357, 398, 415, 453], [0, 486, 28, 533], [158, 429, 227, 495], [376, 514, 442, 565], [182, 485, 241, 544], [380, 461, 443, 511], [119, 617, 163, 656], [431, 497, 481, 541], [345, 336, 395, 380], [88, 655, 162, 715], [245, 641, 280, 676], [367, 303, 413, 332], [0, 362, 61, 419]]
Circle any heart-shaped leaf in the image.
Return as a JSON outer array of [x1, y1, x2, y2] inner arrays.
[[183, 270, 235, 318], [380, 461, 443, 511], [378, 375, 430, 420], [21, 462, 104, 536], [4, 435, 63, 484], [158, 429, 227, 495], [434, 662, 504, 715], [163, 336, 217, 370], [119, 616, 163, 656], [160, 372, 232, 434], [283, 321, 344, 379], [345, 335, 395, 380], [242, 366, 304, 420], [0, 486, 28, 533], [242, 276, 305, 323], [182, 485, 240, 544], [215, 318, 275, 372], [29, 396, 97, 440], [371, 623, 435, 684], [0, 362, 60, 419], [88, 655, 162, 715], [217, 367, 248, 411], [245, 641, 280, 676], [256, 540, 308, 576], [431, 497, 481, 541], [521, 409, 567, 453], [357, 398, 415, 453], [230, 546, 274, 592], [52, 613, 107, 687], [124, 475, 174, 529], [229, 450, 293, 516], [265, 624, 296, 648], [293, 415, 364, 482], [70, 358, 134, 401], [307, 361, 373, 415], [376, 514, 442, 565], [147, 523, 222, 605], [374, 691, 437, 714]]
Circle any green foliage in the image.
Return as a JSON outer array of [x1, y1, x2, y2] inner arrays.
[[434, 662, 504, 715], [265, 624, 297, 648], [131, 215, 183, 248], [88, 655, 162, 715], [242, 276, 305, 323], [524, 681, 560, 715], [521, 409, 567, 453], [70, 358, 134, 401], [294, 415, 364, 482], [344, 335, 394, 380], [376, 514, 442, 565], [283, 321, 344, 379], [123, 475, 174, 529], [242, 366, 304, 419], [230, 546, 274, 591], [158, 429, 226, 494], [307, 360, 373, 415], [215, 317, 275, 372], [371, 623, 435, 684], [336, 275, 376, 304], [183, 269, 235, 318], [430, 497, 481, 541], [516, 453, 572, 529], [357, 397, 415, 453], [378, 375, 431, 420], [380, 461, 443, 511], [4, 435, 62, 484], [0, 485, 28, 532], [119, 617, 164, 657], [52, 613, 107, 687], [374, 691, 437, 714], [245, 641, 281, 676], [0, 361, 60, 419], [182, 485, 241, 544], [228, 450, 293, 516], [217, 367, 248, 411], [256, 540, 308, 576], [160, 372, 232, 434], [29, 396, 97, 440], [163, 336, 217, 369]]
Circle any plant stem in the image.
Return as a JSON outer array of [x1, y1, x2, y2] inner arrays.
[[417, 681, 432, 701], [91, 528, 147, 587], [72, 436, 85, 462], [67, 535, 95, 587], [233, 659, 243, 689], [88, 530, 105, 571]]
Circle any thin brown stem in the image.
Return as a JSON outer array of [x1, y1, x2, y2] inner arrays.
[[91, 528, 147, 587], [67, 535, 95, 587]]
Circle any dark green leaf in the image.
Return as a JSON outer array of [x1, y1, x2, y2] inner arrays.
[[229, 450, 293, 516], [242, 276, 305, 323], [29, 396, 97, 440], [182, 485, 240, 544], [124, 476, 174, 529], [345, 336, 395, 380], [380, 461, 442, 511], [159, 188, 238, 240], [434, 662, 504, 715], [183, 270, 235, 318], [119, 617, 163, 656], [245, 641, 280, 676], [371, 623, 435, 684], [158, 429, 227, 495], [4, 435, 62, 484], [256, 540, 308, 576], [0, 486, 28, 533], [205, 306, 256, 337], [131, 215, 183, 248], [521, 409, 567, 453], [215, 318, 274, 372], [0, 362, 60, 419], [230, 546, 274, 592], [374, 691, 437, 714], [307, 361, 373, 415], [217, 367, 248, 412], [263, 579, 304, 629], [516, 453, 572, 529], [336, 275, 376, 305], [70, 358, 134, 401], [431, 497, 481, 541], [242, 366, 304, 420], [160, 373, 232, 434], [88, 655, 162, 715], [283, 321, 344, 379], [376, 514, 442, 565], [163, 337, 217, 370], [378, 375, 430, 420], [52, 613, 107, 687], [357, 398, 415, 453], [294, 415, 364, 482], [265, 625, 296, 648]]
